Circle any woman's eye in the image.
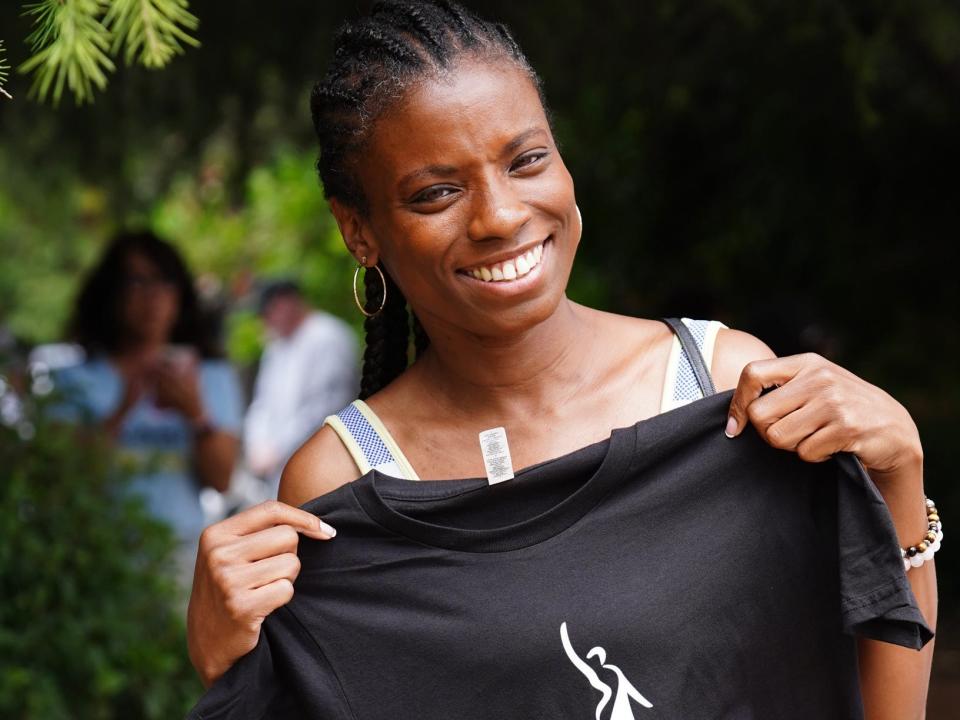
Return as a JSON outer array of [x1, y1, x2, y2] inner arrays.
[[512, 151, 548, 171], [413, 186, 457, 204]]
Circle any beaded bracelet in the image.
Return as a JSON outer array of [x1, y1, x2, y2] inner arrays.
[[901, 497, 942, 572]]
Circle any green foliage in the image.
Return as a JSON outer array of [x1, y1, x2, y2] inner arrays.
[[19, 0, 114, 105], [0, 143, 359, 364], [0, 40, 11, 98], [17, 0, 199, 105], [0, 386, 202, 718], [151, 147, 362, 361], [103, 0, 199, 68]]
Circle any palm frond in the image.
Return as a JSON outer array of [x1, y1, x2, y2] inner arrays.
[[104, 0, 200, 69]]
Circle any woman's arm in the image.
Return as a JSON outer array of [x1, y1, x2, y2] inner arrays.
[[714, 329, 936, 718], [153, 361, 239, 492], [859, 455, 936, 720], [193, 427, 239, 493], [187, 425, 357, 686]]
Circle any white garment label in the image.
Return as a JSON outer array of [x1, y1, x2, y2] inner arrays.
[[478, 427, 515, 485]]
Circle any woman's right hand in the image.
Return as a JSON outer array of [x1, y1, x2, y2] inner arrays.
[[187, 500, 336, 686]]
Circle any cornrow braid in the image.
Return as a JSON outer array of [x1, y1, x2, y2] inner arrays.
[[312, 0, 548, 397], [359, 265, 408, 400]]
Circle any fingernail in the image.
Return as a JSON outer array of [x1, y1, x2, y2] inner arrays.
[[724, 416, 738, 438], [319, 521, 337, 538]]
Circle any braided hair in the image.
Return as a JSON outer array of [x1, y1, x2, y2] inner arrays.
[[310, 0, 549, 399]]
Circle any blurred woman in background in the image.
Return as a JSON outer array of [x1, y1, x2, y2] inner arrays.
[[55, 230, 243, 590]]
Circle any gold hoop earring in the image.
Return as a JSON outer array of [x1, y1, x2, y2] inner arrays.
[[353, 256, 387, 317]]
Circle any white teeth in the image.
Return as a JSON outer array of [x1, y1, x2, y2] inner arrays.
[[464, 241, 546, 283]]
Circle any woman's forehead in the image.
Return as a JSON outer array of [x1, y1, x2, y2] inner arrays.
[[367, 59, 549, 178]]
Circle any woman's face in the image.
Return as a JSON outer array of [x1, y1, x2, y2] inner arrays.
[[120, 251, 180, 347], [349, 57, 580, 339]]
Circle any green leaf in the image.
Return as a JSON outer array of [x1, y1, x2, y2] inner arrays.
[[18, 0, 115, 106], [0, 40, 11, 99], [103, 0, 200, 69]]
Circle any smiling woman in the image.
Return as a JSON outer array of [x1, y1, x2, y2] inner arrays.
[[186, 2, 936, 718]]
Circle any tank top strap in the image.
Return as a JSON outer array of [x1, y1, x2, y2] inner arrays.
[[322, 400, 421, 480], [658, 317, 729, 413]]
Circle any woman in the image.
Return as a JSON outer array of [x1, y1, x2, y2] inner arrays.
[[187, 2, 935, 716], [55, 230, 243, 589]]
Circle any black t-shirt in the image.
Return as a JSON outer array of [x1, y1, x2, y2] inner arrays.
[[188, 388, 932, 720]]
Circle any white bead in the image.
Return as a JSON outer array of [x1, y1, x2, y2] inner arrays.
[[903, 558, 912, 572], [936, 529, 944, 542], [932, 539, 941, 553], [910, 554, 924, 567], [926, 498, 936, 508], [922, 547, 935, 561]]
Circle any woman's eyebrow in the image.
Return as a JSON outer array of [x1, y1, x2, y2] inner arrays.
[[398, 164, 459, 190], [397, 127, 547, 191], [503, 127, 547, 155]]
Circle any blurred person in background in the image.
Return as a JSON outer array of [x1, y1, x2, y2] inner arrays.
[[243, 280, 359, 494], [53, 230, 243, 590]]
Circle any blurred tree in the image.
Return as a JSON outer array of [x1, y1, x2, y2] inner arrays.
[[0, 384, 202, 719]]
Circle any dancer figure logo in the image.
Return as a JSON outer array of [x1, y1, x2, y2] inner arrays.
[[560, 622, 653, 719]]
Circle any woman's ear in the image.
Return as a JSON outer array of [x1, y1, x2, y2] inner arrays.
[[329, 198, 380, 266]]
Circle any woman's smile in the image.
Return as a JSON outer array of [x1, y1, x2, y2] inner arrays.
[[458, 236, 549, 282], [456, 236, 552, 295]]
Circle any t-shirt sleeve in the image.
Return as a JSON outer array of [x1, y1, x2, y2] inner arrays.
[[200, 361, 244, 435], [833, 451, 934, 650], [186, 606, 352, 720]]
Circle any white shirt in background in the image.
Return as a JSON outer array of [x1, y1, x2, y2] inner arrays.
[[244, 311, 359, 492]]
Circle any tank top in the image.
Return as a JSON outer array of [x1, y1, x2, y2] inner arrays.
[[322, 317, 728, 480]]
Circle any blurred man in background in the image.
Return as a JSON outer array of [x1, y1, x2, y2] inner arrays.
[[243, 280, 359, 494]]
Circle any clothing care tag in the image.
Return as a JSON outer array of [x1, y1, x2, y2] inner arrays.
[[478, 427, 515, 485]]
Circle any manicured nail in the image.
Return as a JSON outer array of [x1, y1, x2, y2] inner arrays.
[[724, 416, 738, 438], [319, 521, 337, 538]]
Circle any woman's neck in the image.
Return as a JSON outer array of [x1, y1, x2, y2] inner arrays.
[[409, 298, 600, 421]]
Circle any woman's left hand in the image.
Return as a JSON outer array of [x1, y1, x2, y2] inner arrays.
[[723, 352, 922, 475]]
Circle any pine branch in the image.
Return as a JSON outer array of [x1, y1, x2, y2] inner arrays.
[[0, 40, 11, 99], [103, 0, 199, 69], [18, 0, 115, 106]]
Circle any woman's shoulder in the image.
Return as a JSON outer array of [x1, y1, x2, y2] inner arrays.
[[589, 306, 778, 392], [711, 325, 777, 392], [278, 423, 360, 507], [51, 355, 114, 389], [198, 356, 237, 374], [198, 357, 242, 392]]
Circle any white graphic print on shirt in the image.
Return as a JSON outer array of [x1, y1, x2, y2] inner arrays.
[[560, 622, 654, 718]]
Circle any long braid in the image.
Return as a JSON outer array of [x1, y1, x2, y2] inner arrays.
[[311, 0, 547, 396], [359, 265, 408, 400]]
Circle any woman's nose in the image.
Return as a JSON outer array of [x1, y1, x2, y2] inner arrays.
[[466, 177, 532, 243]]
